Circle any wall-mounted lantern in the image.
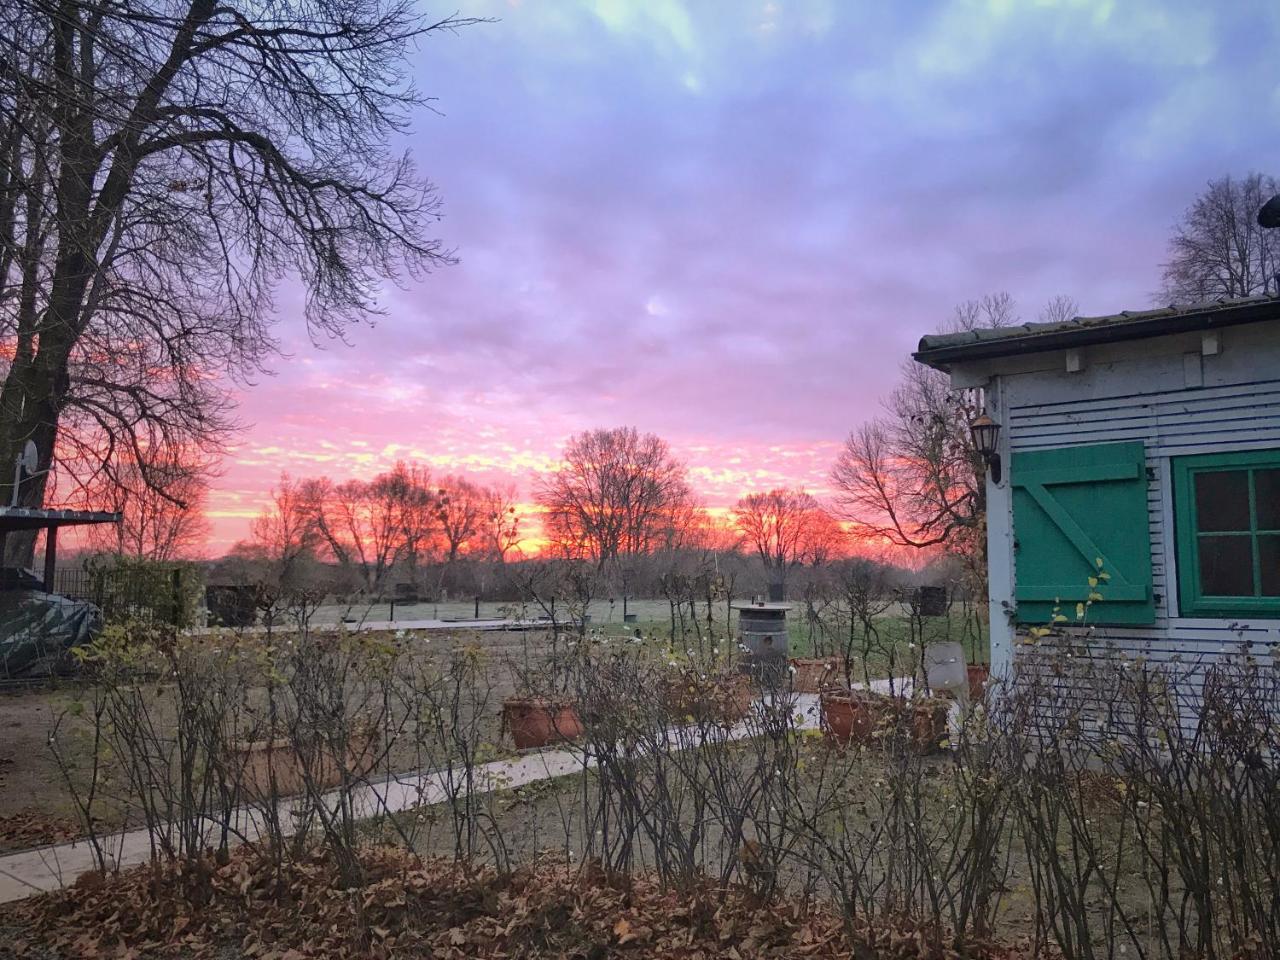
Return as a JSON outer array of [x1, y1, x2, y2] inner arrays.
[[970, 414, 1002, 484]]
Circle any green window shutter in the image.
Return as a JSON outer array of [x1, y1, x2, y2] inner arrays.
[[1011, 440, 1155, 626]]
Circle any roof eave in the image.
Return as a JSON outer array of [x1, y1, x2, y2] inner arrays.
[[0, 507, 123, 532], [913, 299, 1280, 371]]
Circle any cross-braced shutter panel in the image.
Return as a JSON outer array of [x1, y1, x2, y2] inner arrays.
[[1011, 441, 1155, 626]]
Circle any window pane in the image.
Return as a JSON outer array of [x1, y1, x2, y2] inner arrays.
[[1198, 535, 1254, 596], [1256, 469, 1280, 531], [1194, 471, 1251, 531], [1261, 536, 1280, 597]]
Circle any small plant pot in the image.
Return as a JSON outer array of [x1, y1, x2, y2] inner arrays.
[[503, 697, 583, 750], [789, 657, 839, 694], [820, 691, 891, 746], [966, 664, 990, 702], [904, 699, 951, 755]]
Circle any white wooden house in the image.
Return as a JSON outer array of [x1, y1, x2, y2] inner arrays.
[[914, 297, 1280, 680]]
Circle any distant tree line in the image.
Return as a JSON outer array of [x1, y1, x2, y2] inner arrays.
[[201, 426, 926, 609], [215, 465, 521, 600]]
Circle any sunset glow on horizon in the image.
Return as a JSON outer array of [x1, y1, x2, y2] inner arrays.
[[194, 0, 1278, 554]]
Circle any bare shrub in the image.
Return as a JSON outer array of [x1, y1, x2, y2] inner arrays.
[[47, 615, 1280, 960]]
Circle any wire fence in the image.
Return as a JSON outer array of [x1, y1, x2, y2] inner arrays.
[[55, 566, 192, 626]]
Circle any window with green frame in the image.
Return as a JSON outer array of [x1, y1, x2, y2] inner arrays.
[[1172, 449, 1280, 618]]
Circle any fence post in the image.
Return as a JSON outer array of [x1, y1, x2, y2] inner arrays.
[[42, 526, 57, 591]]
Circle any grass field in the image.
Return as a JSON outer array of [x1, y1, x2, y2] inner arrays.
[[299, 597, 990, 665]]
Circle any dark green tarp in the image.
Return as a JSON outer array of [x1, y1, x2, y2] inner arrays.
[[0, 581, 102, 678]]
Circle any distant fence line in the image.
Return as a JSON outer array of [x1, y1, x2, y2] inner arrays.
[[45, 566, 963, 631]]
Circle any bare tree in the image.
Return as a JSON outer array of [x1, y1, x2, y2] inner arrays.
[[950, 292, 1019, 332], [81, 448, 213, 560], [482, 483, 524, 562], [830, 293, 1069, 593], [386, 462, 438, 583], [1162, 173, 1280, 302], [0, 1, 476, 565], [802, 508, 848, 568], [436, 475, 484, 562], [1038, 294, 1079, 326], [307, 467, 434, 595], [250, 475, 318, 572], [732, 488, 833, 599], [537, 427, 693, 563], [222, 472, 327, 597], [831, 373, 985, 556]]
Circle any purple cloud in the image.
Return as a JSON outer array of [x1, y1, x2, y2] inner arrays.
[[208, 0, 1280, 548]]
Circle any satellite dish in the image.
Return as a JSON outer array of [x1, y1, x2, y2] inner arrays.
[[1258, 193, 1280, 229], [18, 440, 37, 475], [10, 440, 39, 506]]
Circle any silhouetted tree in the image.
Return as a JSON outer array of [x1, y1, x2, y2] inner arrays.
[[436, 475, 485, 561], [1163, 173, 1280, 302], [537, 427, 693, 563], [0, 1, 475, 564], [307, 467, 436, 595], [80, 447, 213, 560], [482, 483, 524, 561], [732, 488, 836, 599], [831, 293, 1069, 596]]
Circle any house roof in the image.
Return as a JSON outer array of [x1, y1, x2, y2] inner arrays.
[[913, 296, 1280, 370], [0, 507, 122, 533]]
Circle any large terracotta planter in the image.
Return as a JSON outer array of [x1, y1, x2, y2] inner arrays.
[[820, 691, 891, 746], [719, 673, 754, 723], [664, 672, 754, 725], [790, 657, 839, 694], [229, 728, 378, 798], [503, 697, 583, 750], [966, 664, 990, 702], [821, 694, 950, 754]]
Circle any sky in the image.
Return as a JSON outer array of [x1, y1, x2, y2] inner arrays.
[[204, 0, 1280, 553]]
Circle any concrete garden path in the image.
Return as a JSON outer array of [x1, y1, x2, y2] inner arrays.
[[0, 677, 923, 904]]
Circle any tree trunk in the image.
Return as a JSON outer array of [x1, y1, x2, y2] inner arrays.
[[0, 349, 67, 566]]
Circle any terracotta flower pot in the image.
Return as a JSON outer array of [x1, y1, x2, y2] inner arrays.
[[229, 727, 378, 799], [966, 664, 990, 702], [719, 673, 754, 723], [503, 697, 583, 750], [663, 672, 754, 725], [820, 691, 891, 746], [789, 657, 839, 694], [904, 699, 951, 755]]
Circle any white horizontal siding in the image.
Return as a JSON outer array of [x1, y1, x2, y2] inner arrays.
[[998, 338, 1280, 682]]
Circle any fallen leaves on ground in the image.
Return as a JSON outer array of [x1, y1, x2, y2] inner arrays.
[[11, 846, 1036, 959], [0, 808, 81, 852]]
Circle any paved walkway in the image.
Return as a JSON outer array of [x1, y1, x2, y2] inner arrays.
[[0, 679, 921, 904]]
